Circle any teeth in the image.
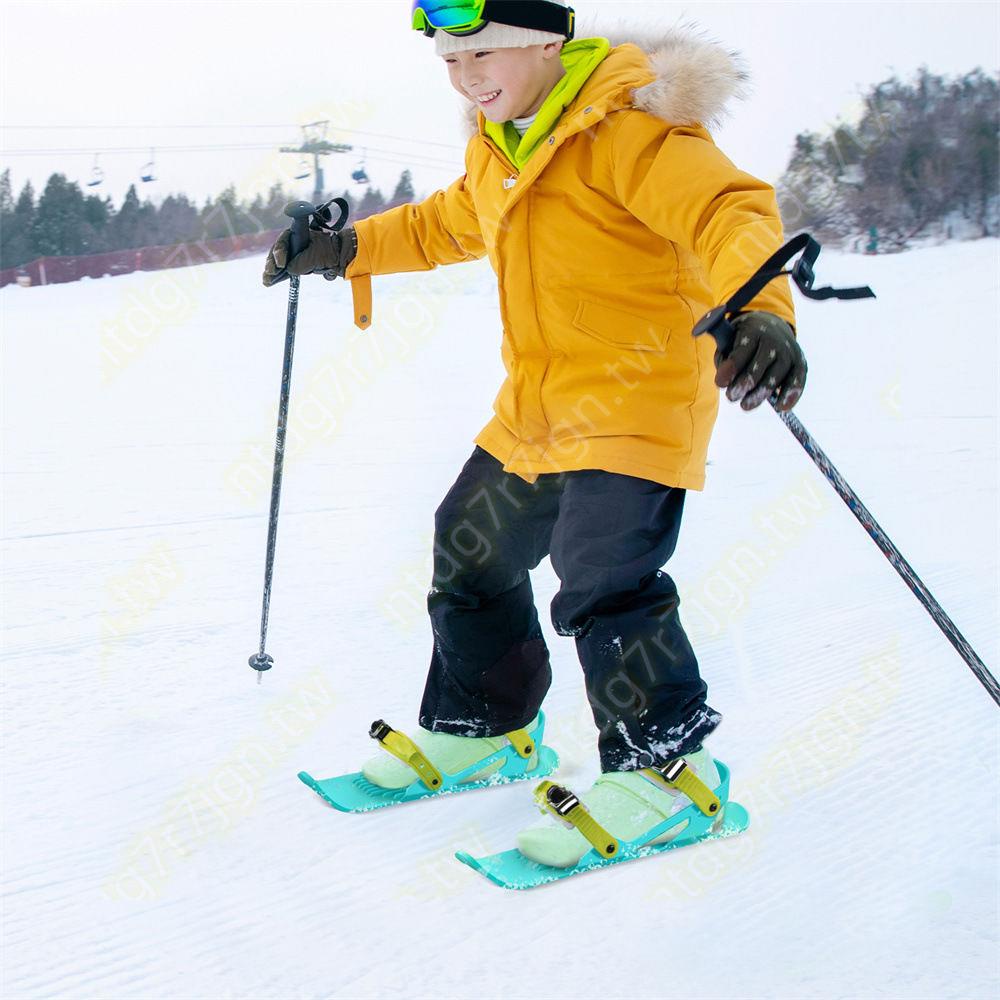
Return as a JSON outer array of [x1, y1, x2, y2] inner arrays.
[[477, 90, 500, 103]]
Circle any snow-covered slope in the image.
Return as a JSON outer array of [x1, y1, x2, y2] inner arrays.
[[2, 239, 998, 999]]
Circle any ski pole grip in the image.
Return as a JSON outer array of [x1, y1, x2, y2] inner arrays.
[[692, 305, 737, 358], [284, 200, 315, 259]]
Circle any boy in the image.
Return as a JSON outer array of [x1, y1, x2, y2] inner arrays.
[[264, 0, 806, 868]]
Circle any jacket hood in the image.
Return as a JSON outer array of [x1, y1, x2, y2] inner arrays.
[[459, 22, 748, 138]]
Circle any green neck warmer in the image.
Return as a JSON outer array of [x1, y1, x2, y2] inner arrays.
[[483, 37, 610, 170]]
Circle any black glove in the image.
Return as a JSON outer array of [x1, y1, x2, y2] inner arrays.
[[262, 226, 358, 287], [713, 310, 807, 412]]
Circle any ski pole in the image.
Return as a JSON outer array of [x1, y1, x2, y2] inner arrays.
[[771, 406, 999, 706], [248, 200, 319, 685], [694, 234, 998, 707], [248, 197, 351, 683]]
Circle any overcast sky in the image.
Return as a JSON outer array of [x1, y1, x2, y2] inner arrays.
[[2, 1, 998, 209]]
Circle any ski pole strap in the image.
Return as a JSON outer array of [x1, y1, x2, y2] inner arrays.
[[308, 196, 350, 236], [369, 720, 443, 791], [641, 758, 721, 817], [534, 781, 619, 859], [505, 726, 536, 759], [693, 233, 876, 353]]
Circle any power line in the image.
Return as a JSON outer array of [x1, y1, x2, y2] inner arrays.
[[1, 143, 461, 173], [3, 141, 457, 162], [0, 123, 309, 129], [0, 122, 467, 151], [4, 144, 307, 154]]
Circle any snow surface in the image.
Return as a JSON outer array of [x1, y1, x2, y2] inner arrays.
[[2, 239, 998, 999]]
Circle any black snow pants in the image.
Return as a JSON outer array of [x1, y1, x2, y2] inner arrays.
[[418, 446, 720, 772]]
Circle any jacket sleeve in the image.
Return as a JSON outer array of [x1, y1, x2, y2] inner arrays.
[[610, 113, 796, 330], [346, 171, 487, 279]]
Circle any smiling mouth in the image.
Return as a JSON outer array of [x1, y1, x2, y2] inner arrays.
[[474, 89, 502, 105]]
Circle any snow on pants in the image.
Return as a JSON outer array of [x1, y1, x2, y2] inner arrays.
[[418, 446, 721, 772]]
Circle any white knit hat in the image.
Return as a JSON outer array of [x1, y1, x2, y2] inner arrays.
[[433, 4, 568, 56]]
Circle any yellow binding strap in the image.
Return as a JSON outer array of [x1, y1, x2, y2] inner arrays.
[[534, 780, 618, 859], [504, 726, 535, 759], [642, 758, 721, 817], [369, 720, 443, 791]]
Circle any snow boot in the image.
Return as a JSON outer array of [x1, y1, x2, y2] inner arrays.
[[362, 713, 545, 788], [515, 746, 722, 868], [298, 711, 560, 812]]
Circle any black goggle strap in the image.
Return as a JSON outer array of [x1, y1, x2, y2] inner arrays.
[[693, 233, 876, 355], [481, 1, 575, 38]]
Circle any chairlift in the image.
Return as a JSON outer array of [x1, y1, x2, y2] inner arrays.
[[294, 157, 311, 180], [352, 149, 369, 185], [140, 148, 156, 183], [86, 154, 104, 188]]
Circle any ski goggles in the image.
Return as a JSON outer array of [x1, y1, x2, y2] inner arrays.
[[411, 0, 575, 40]]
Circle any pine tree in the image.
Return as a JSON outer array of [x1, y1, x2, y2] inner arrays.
[[108, 184, 144, 249], [262, 181, 292, 229], [156, 194, 200, 244], [0, 170, 27, 268], [82, 192, 112, 253], [199, 184, 260, 239], [10, 180, 37, 266], [136, 194, 160, 247], [390, 169, 416, 206], [357, 186, 386, 218], [246, 192, 268, 232], [201, 184, 238, 240], [28, 174, 90, 257], [0, 169, 12, 216]]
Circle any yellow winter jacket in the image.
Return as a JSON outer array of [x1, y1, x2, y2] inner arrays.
[[345, 31, 795, 490]]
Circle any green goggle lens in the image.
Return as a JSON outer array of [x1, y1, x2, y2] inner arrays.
[[411, 0, 487, 35]]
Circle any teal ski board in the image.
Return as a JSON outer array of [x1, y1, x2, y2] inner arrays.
[[456, 761, 749, 889], [298, 712, 559, 813]]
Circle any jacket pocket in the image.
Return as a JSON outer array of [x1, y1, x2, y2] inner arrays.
[[571, 299, 671, 352]]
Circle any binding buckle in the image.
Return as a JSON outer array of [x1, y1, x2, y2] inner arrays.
[[544, 783, 580, 817], [645, 756, 721, 817], [369, 719, 392, 742], [657, 759, 688, 783], [368, 719, 443, 790], [534, 780, 619, 858]]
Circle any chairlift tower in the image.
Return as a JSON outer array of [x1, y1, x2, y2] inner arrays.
[[279, 120, 352, 205]]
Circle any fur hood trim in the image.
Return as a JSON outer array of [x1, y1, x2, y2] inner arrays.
[[458, 21, 748, 137], [606, 22, 749, 129]]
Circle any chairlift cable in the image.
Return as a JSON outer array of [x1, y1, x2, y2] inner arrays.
[[0, 122, 466, 151]]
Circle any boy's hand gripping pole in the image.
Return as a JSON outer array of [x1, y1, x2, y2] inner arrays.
[[694, 234, 998, 708], [248, 199, 350, 684]]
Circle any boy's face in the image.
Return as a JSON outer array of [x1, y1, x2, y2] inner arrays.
[[443, 42, 564, 123]]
